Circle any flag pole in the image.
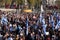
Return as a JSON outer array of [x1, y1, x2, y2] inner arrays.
[[26, 15, 29, 35]]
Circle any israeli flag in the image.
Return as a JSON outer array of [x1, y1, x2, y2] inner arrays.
[[49, 15, 55, 30], [55, 21, 60, 29], [51, 15, 55, 29], [42, 18, 45, 25], [26, 16, 29, 35], [1, 16, 8, 25], [42, 24, 47, 35], [39, 13, 43, 23]]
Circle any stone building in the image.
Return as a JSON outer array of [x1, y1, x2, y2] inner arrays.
[[47, 0, 57, 5]]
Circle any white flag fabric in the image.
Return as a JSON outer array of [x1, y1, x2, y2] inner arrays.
[[41, 5, 44, 13], [8, 37, 13, 40]]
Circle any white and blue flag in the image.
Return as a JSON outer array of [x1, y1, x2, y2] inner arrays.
[[1, 16, 8, 25], [55, 20, 60, 29], [26, 16, 29, 35]]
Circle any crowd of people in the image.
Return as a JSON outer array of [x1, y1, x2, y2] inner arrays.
[[0, 10, 60, 40]]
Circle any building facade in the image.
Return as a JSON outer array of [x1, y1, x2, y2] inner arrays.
[[47, 0, 57, 5]]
